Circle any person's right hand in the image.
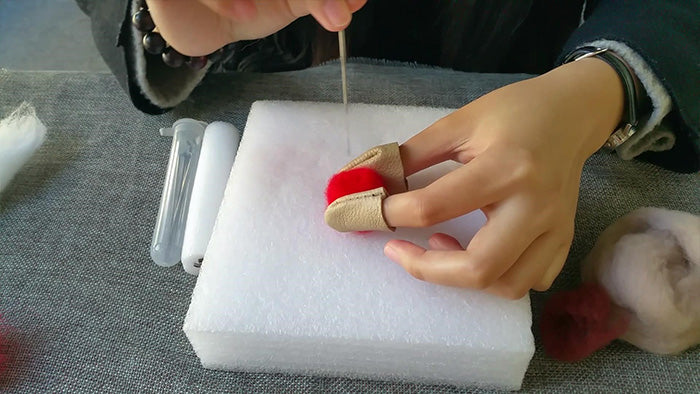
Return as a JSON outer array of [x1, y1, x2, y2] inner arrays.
[[146, 0, 367, 56]]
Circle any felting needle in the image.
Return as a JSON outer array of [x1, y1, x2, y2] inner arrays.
[[338, 29, 350, 154], [338, 29, 348, 111]]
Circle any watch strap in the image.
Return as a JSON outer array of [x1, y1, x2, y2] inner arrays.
[[564, 46, 640, 150]]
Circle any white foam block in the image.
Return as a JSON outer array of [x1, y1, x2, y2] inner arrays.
[[184, 101, 534, 390]]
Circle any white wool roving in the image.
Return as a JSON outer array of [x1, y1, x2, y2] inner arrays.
[[582, 207, 700, 354], [0, 102, 47, 193]]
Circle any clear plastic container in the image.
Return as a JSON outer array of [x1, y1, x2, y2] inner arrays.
[[150, 119, 206, 267]]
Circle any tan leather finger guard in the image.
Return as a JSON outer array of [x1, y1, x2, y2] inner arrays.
[[340, 142, 407, 194], [324, 187, 391, 232], [324, 142, 407, 232]]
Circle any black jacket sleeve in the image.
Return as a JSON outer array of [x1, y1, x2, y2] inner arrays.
[[75, 0, 315, 115], [75, 0, 190, 114], [78, 0, 700, 172], [76, 0, 160, 114], [559, 0, 700, 173]]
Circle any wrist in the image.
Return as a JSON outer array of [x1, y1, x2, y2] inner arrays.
[[543, 57, 625, 156], [564, 47, 645, 151]]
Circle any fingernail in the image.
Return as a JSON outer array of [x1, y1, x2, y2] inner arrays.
[[324, 0, 351, 28], [384, 244, 399, 261]]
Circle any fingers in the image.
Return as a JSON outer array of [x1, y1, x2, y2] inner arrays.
[[385, 201, 540, 289], [387, 212, 572, 298], [382, 152, 511, 228], [485, 232, 568, 299], [399, 114, 473, 177], [384, 241, 472, 286], [305, 0, 352, 31], [428, 233, 463, 251], [198, 0, 257, 21], [148, 0, 234, 55], [534, 242, 571, 290], [460, 200, 543, 285], [347, 0, 368, 13]]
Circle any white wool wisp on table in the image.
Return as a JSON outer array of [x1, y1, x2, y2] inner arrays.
[[184, 101, 534, 390], [0, 102, 47, 193]]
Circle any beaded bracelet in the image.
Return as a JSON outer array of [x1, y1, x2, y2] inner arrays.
[[131, 0, 224, 69]]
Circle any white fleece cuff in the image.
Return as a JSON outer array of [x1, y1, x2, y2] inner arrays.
[[584, 40, 674, 159], [129, 0, 210, 109]]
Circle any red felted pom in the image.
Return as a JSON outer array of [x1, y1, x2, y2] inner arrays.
[[325, 167, 386, 205], [540, 283, 630, 362], [0, 314, 6, 377]]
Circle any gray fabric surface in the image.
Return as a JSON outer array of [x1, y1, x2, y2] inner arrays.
[[0, 62, 698, 393]]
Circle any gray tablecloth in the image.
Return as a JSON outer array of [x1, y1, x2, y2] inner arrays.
[[1, 62, 698, 393]]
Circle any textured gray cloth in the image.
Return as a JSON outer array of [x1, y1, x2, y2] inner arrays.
[[0, 62, 698, 393]]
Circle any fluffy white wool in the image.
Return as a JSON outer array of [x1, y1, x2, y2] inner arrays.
[[0, 102, 47, 193], [582, 207, 700, 354]]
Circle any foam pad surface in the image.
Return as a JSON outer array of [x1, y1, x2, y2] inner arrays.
[[184, 101, 534, 390]]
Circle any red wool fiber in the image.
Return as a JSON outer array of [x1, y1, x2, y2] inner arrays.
[[0, 315, 6, 377], [540, 283, 630, 362], [325, 167, 386, 206]]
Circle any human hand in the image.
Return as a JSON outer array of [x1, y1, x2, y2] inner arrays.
[[146, 0, 367, 56], [382, 58, 625, 299]]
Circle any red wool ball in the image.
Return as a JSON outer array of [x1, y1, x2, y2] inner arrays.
[[0, 343, 5, 377], [0, 315, 6, 377], [540, 283, 630, 362], [325, 167, 386, 205]]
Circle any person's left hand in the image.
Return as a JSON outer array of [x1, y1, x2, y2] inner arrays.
[[380, 58, 624, 299], [147, 0, 367, 56]]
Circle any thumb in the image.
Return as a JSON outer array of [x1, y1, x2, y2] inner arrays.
[[305, 0, 352, 31]]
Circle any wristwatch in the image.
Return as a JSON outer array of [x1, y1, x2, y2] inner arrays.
[[564, 46, 643, 150]]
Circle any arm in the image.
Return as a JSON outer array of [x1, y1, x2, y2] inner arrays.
[[370, 1, 700, 297], [560, 0, 700, 173], [76, 0, 366, 115], [75, 0, 229, 114]]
